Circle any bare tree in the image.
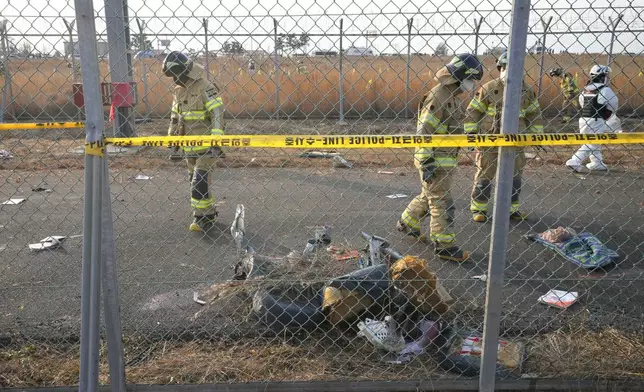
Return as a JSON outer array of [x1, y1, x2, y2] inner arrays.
[[434, 42, 448, 57], [20, 41, 33, 58]]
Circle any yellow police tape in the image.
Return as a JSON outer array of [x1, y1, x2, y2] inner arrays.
[[84, 140, 105, 158], [1, 121, 642, 149], [96, 132, 644, 150], [0, 122, 85, 130]]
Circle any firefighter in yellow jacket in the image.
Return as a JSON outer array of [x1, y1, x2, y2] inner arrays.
[[464, 52, 544, 223], [549, 68, 579, 122], [163, 51, 225, 232], [397, 54, 483, 262]]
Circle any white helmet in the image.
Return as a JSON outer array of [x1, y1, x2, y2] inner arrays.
[[590, 65, 611, 77]]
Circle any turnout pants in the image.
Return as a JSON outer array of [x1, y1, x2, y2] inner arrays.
[[470, 148, 526, 214], [186, 155, 217, 218], [562, 95, 579, 119], [400, 168, 456, 246]]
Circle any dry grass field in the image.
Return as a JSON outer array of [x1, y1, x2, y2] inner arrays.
[[2, 54, 643, 119]]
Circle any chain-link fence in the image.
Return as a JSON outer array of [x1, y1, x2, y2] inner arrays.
[[1, 0, 644, 390]]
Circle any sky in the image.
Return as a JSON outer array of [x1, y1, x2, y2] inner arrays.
[[0, 0, 642, 56]]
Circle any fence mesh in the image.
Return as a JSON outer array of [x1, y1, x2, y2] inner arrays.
[[1, 0, 644, 389]]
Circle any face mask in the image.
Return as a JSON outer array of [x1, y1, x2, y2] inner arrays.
[[460, 80, 475, 92], [173, 74, 192, 86], [499, 69, 507, 81]]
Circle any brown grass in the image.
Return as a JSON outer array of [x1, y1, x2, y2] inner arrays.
[[2, 54, 644, 119], [527, 328, 644, 378], [3, 328, 644, 387]]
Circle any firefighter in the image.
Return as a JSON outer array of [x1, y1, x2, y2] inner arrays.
[[565, 65, 617, 172], [397, 53, 483, 262], [464, 52, 544, 223], [548, 68, 579, 122], [163, 51, 225, 232]]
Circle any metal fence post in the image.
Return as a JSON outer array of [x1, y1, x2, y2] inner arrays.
[[63, 18, 82, 121], [536, 16, 552, 98], [607, 14, 623, 68], [479, 0, 531, 391], [3, 29, 13, 120], [74, 0, 105, 390], [338, 18, 346, 124], [141, 62, 151, 121], [0, 20, 7, 123], [104, 0, 135, 137], [135, 17, 150, 121], [405, 17, 413, 118], [101, 156, 127, 392], [63, 18, 78, 83], [203, 18, 210, 81], [473, 17, 483, 55], [0, 19, 14, 122], [273, 18, 280, 120]]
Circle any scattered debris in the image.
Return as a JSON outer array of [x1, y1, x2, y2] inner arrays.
[[133, 174, 153, 180], [386, 320, 441, 364], [28, 236, 66, 251], [361, 231, 402, 267], [539, 289, 579, 309], [449, 334, 525, 372], [193, 291, 206, 305], [253, 283, 326, 332], [230, 204, 246, 253], [298, 151, 339, 158], [332, 155, 353, 168], [391, 256, 452, 315], [323, 264, 389, 325], [31, 187, 52, 193], [378, 170, 395, 175], [0, 244, 6, 252], [525, 228, 618, 269], [537, 226, 576, 244], [386, 194, 408, 199], [1, 198, 25, 205], [327, 246, 361, 261], [472, 274, 488, 282], [357, 316, 406, 353], [0, 149, 13, 159], [302, 225, 332, 258], [524, 152, 537, 159]]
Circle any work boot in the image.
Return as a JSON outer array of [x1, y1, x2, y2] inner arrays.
[[565, 158, 583, 172], [396, 220, 425, 241], [189, 214, 217, 233], [510, 211, 528, 221], [169, 147, 183, 161], [472, 211, 488, 223], [434, 244, 469, 263], [586, 161, 608, 171]]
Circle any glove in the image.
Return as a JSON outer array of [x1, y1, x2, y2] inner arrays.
[[421, 159, 436, 183]]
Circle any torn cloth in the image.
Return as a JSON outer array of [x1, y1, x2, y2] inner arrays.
[[526, 231, 618, 269]]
